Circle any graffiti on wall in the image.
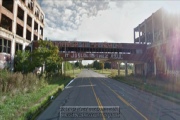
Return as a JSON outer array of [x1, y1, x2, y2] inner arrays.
[[53, 41, 123, 48], [63, 53, 123, 59]]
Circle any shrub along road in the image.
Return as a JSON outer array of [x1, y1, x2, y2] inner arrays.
[[37, 69, 180, 120]]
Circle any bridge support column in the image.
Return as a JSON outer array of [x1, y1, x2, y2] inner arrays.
[[154, 59, 157, 76], [144, 63, 147, 76], [164, 57, 167, 75], [133, 63, 136, 76], [125, 61, 128, 76], [117, 61, 120, 76], [62, 62, 64, 74], [79, 60, 82, 69]]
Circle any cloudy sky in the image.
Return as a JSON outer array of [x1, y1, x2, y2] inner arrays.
[[36, 0, 180, 65], [37, 0, 180, 44]]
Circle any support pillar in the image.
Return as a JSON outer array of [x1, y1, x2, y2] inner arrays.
[[62, 62, 64, 74], [23, 10, 27, 50], [145, 21, 147, 44], [152, 14, 155, 42], [138, 25, 141, 44], [0, 0, 2, 24], [133, 63, 136, 76], [144, 63, 147, 76], [162, 10, 165, 41], [117, 61, 120, 76], [164, 57, 167, 75], [154, 60, 157, 76], [31, 18, 34, 41], [125, 61, 128, 76], [102, 62, 104, 73], [134, 28, 136, 43], [10, 1, 18, 71]]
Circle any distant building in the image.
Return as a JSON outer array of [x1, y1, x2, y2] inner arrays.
[[134, 8, 180, 77], [0, 0, 44, 69]]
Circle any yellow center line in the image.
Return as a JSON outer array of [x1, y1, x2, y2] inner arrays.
[[89, 80, 106, 120], [101, 80, 148, 120]]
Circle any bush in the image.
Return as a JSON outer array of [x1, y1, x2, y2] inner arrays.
[[0, 70, 42, 95], [109, 70, 117, 77]]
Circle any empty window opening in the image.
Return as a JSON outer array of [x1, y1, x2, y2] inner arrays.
[[0, 14, 12, 32], [15, 43, 23, 53], [16, 24, 23, 37], [35, 7, 40, 18], [21, 0, 25, 3], [17, 6, 24, 21], [34, 21, 38, 33], [26, 30, 31, 41], [25, 46, 31, 52], [34, 35, 38, 41], [2, 0, 14, 13], [0, 38, 11, 54], [28, 0, 34, 11], [40, 13, 44, 23], [27, 15, 32, 27], [40, 26, 43, 36]]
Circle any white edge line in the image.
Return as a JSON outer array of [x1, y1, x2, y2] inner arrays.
[[65, 79, 74, 89]]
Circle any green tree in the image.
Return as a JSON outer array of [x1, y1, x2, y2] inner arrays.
[[14, 50, 33, 73], [75, 61, 80, 68], [65, 61, 72, 71], [104, 62, 111, 69], [74, 61, 83, 69], [93, 60, 104, 70], [32, 40, 62, 75], [99, 62, 104, 70], [14, 40, 62, 75]]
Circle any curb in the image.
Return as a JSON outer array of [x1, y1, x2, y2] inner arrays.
[[27, 79, 74, 120]]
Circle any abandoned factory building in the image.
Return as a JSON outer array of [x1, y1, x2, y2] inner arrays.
[[0, 0, 44, 69]]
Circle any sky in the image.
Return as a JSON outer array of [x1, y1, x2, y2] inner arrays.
[[37, 0, 180, 64]]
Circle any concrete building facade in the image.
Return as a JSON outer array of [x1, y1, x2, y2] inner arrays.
[[0, 0, 44, 69], [134, 8, 180, 78]]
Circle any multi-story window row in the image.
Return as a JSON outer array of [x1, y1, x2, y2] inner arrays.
[[0, 0, 44, 41], [0, 0, 45, 69], [2, 0, 44, 24]]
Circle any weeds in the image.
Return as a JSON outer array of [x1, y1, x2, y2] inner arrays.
[[0, 69, 81, 120]]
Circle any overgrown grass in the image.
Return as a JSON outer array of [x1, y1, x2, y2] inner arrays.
[[94, 69, 180, 104], [0, 69, 82, 120], [66, 69, 82, 78], [94, 69, 133, 77], [112, 76, 180, 103]]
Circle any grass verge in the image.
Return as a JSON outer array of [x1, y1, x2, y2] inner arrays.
[[0, 69, 82, 120], [94, 69, 180, 104]]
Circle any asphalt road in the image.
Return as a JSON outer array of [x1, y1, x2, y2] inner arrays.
[[37, 69, 180, 120]]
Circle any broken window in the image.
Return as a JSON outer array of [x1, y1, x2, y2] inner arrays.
[[34, 35, 38, 41], [25, 46, 31, 52], [35, 7, 40, 18], [16, 23, 23, 37], [28, 0, 34, 11], [17, 6, 24, 21], [26, 30, 31, 41], [2, 0, 14, 13], [40, 13, 44, 23], [40, 26, 43, 36], [27, 15, 32, 27], [0, 38, 11, 54], [15, 43, 23, 53], [0, 14, 12, 32], [34, 21, 38, 33]]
